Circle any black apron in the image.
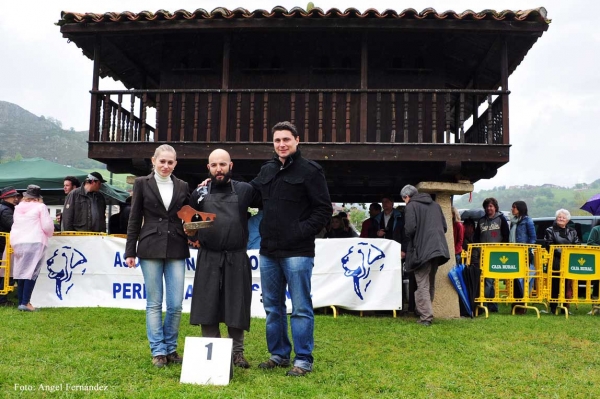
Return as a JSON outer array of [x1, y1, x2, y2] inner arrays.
[[189, 182, 252, 330]]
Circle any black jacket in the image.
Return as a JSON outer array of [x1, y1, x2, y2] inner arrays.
[[0, 200, 15, 253], [251, 150, 332, 258], [404, 193, 450, 272], [125, 173, 190, 260], [544, 223, 581, 270]]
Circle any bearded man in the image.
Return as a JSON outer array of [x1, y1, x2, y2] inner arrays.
[[187, 149, 261, 369]]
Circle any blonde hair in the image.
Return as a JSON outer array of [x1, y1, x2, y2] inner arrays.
[[451, 206, 461, 222], [153, 144, 177, 160], [21, 197, 42, 203]]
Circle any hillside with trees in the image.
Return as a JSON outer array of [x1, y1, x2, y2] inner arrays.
[[0, 100, 103, 169], [453, 182, 600, 218]]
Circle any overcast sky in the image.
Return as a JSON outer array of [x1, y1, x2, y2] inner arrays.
[[1, 1, 598, 191]]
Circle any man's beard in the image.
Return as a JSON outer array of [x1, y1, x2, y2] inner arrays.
[[209, 170, 232, 186]]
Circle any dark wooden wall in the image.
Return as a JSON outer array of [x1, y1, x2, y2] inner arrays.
[[152, 31, 457, 143]]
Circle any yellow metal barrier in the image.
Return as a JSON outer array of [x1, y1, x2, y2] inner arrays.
[[547, 245, 600, 319], [0, 232, 14, 295], [466, 243, 546, 318], [3, 231, 114, 295], [53, 231, 108, 236]]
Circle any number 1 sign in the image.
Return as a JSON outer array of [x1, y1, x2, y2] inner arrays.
[[180, 337, 233, 385]]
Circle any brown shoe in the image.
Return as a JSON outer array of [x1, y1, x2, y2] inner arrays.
[[233, 352, 250, 369], [166, 351, 183, 364], [152, 355, 167, 368], [286, 366, 310, 377], [258, 358, 290, 369]]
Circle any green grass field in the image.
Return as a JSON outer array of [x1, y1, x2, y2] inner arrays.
[[2, 304, 600, 398]]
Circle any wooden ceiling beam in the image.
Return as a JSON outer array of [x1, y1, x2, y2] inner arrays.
[[88, 142, 509, 163]]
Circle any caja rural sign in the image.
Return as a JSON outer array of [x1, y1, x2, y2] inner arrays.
[[561, 247, 600, 280], [483, 247, 527, 278]]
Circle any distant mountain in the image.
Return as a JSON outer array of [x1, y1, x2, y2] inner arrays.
[[0, 100, 103, 168], [453, 181, 600, 218]]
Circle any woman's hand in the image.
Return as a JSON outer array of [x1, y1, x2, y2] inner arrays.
[[125, 257, 137, 268], [198, 178, 210, 187]]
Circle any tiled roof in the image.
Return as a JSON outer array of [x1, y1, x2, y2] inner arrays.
[[58, 6, 550, 25]]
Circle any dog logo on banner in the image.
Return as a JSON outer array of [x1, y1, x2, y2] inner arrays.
[[341, 242, 386, 300], [46, 246, 88, 300]]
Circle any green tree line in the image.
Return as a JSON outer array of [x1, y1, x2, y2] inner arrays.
[[453, 180, 600, 218]]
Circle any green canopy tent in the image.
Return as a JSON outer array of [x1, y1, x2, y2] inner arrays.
[[0, 158, 130, 205]]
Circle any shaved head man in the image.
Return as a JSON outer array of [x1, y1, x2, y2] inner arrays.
[[188, 148, 261, 369], [207, 149, 234, 186]]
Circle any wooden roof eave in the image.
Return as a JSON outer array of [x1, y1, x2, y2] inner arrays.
[[59, 18, 548, 35]]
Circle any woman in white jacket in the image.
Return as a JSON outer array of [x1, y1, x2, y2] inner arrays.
[[10, 185, 54, 311]]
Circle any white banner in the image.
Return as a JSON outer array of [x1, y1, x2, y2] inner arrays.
[[32, 236, 403, 316]]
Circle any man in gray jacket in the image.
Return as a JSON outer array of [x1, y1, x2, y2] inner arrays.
[[401, 185, 449, 326], [62, 172, 107, 232]]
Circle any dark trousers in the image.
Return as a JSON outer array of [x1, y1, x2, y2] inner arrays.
[[16, 279, 37, 306], [201, 324, 245, 354], [407, 272, 417, 313], [550, 276, 572, 313]]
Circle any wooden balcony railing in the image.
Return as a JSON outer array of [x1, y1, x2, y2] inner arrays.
[[89, 89, 509, 145]]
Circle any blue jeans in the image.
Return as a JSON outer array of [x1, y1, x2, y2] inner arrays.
[[139, 258, 185, 357], [260, 255, 314, 371], [484, 278, 498, 312]]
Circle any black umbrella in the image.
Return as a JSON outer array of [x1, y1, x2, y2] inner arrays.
[[460, 209, 485, 221], [462, 264, 481, 318], [448, 265, 473, 317]]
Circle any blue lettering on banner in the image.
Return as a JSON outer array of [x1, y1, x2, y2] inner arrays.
[[249, 255, 259, 271], [186, 258, 196, 271], [114, 252, 139, 268], [252, 283, 260, 291], [185, 284, 194, 299], [114, 252, 124, 267], [113, 283, 146, 299]]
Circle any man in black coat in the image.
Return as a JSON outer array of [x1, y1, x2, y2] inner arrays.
[[250, 121, 332, 377], [402, 185, 450, 326], [0, 186, 20, 306]]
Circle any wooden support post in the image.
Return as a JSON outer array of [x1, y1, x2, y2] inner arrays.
[[89, 36, 101, 142], [501, 39, 510, 145], [360, 33, 368, 142], [219, 36, 231, 142]]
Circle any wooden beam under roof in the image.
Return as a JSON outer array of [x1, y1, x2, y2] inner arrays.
[[61, 19, 548, 34]]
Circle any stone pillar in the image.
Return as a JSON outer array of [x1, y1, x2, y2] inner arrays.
[[415, 181, 474, 319]]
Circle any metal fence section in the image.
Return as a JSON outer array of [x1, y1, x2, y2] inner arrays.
[[547, 245, 600, 319], [466, 243, 546, 318], [0, 232, 13, 295]]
